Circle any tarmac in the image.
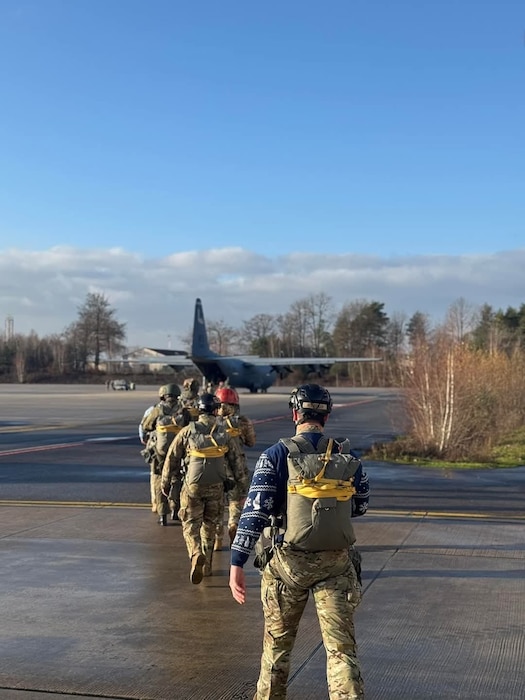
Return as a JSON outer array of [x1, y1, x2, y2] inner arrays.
[[1, 386, 524, 699], [2, 494, 524, 699]]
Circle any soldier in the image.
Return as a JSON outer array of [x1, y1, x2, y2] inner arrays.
[[140, 384, 191, 525], [161, 392, 245, 584], [139, 402, 156, 511], [214, 386, 256, 551], [180, 377, 200, 421], [229, 384, 369, 700]]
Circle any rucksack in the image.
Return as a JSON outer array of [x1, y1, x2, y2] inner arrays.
[[279, 434, 360, 552]]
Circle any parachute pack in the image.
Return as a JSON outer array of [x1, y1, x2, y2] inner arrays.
[[184, 421, 231, 486], [279, 434, 360, 552]]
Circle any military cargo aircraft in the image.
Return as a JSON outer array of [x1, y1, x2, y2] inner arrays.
[[126, 298, 379, 393]]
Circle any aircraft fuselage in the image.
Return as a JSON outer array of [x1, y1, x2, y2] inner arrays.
[[192, 356, 276, 393]]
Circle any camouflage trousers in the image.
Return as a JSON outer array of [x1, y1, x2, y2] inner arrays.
[[216, 466, 249, 538], [179, 482, 224, 565], [151, 471, 169, 517], [215, 490, 245, 538], [255, 546, 364, 700]]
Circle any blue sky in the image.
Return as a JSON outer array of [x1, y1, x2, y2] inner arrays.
[[0, 1, 524, 344]]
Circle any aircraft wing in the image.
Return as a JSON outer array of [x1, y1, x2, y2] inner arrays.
[[234, 356, 381, 366], [121, 356, 194, 366]]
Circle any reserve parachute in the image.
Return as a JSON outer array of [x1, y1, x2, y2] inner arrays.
[[280, 434, 360, 551]]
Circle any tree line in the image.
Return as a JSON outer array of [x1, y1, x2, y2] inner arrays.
[[2, 292, 525, 385], [3, 292, 525, 462]]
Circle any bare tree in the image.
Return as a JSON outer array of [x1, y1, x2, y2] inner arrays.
[[303, 293, 334, 355], [446, 297, 477, 343], [13, 335, 28, 383], [66, 293, 126, 371], [240, 313, 278, 356], [207, 319, 239, 355]]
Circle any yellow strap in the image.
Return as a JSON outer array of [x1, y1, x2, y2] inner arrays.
[[292, 438, 335, 485], [189, 446, 229, 458], [288, 478, 355, 501], [157, 424, 182, 434], [226, 418, 242, 438]]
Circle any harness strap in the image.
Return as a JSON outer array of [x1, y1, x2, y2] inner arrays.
[[189, 445, 229, 458], [226, 417, 242, 438], [157, 424, 182, 434], [282, 435, 356, 501], [288, 479, 355, 501]]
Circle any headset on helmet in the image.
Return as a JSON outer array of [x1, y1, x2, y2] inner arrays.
[[215, 386, 239, 405], [289, 384, 333, 417], [159, 383, 181, 399], [197, 392, 221, 414]]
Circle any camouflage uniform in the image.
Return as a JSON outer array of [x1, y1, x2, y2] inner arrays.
[[215, 407, 256, 549], [141, 398, 190, 522], [231, 383, 369, 699], [162, 411, 245, 582], [180, 378, 200, 420]]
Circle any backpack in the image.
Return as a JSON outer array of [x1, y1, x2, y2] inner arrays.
[[279, 434, 360, 552], [155, 415, 183, 460]]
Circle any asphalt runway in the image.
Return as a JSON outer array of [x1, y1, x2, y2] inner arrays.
[[0, 384, 524, 700]]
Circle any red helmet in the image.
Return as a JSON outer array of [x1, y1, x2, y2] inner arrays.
[[215, 386, 239, 405]]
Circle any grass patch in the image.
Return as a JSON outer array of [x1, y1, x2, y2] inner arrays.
[[364, 428, 525, 468]]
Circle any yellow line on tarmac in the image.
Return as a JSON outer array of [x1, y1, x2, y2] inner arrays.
[[371, 508, 525, 521], [4, 504, 524, 520], [0, 500, 149, 509]]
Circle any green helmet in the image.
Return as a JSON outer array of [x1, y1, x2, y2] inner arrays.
[[158, 383, 181, 399]]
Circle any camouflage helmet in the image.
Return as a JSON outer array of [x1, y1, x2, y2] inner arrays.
[[289, 384, 332, 419], [181, 377, 200, 398], [158, 383, 181, 399]]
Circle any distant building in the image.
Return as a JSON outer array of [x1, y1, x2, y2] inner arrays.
[[120, 347, 189, 373]]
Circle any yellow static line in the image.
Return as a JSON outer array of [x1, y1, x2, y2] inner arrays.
[[370, 508, 525, 521]]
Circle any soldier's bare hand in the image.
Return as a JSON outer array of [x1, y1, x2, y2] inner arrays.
[[229, 565, 246, 605]]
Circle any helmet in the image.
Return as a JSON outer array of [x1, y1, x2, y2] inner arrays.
[[289, 384, 333, 419], [197, 392, 221, 414], [215, 386, 239, 405], [158, 383, 181, 399], [181, 378, 199, 400], [183, 378, 200, 393]]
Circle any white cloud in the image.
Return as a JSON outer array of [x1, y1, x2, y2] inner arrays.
[[1, 246, 524, 348]]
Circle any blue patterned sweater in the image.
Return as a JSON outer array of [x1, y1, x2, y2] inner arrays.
[[230, 431, 370, 568]]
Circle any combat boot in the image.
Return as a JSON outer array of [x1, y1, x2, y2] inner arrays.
[[190, 552, 206, 585], [214, 535, 223, 551], [158, 514, 168, 526]]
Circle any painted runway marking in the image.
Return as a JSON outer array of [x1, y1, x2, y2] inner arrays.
[[0, 398, 377, 455], [0, 441, 84, 457], [1, 503, 524, 521]]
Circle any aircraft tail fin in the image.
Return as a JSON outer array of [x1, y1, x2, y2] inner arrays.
[[191, 298, 215, 358]]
